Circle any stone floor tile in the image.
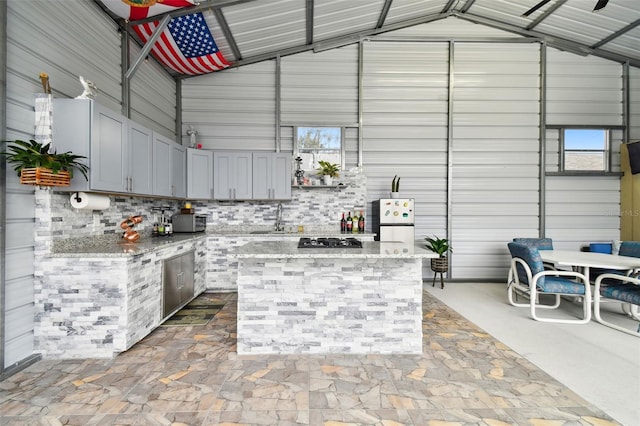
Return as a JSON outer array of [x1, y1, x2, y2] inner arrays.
[[205, 409, 309, 425], [0, 291, 621, 425], [309, 408, 415, 426]]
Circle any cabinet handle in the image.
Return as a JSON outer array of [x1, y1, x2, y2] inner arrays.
[[233, 188, 236, 199], [177, 271, 184, 289], [229, 188, 232, 199]]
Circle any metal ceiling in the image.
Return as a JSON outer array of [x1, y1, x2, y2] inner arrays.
[[99, 0, 640, 77]]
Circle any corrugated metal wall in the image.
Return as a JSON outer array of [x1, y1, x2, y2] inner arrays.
[[451, 42, 541, 279], [129, 42, 177, 139], [362, 41, 449, 237], [181, 61, 276, 150], [545, 49, 624, 249], [4, 0, 122, 370], [2, 0, 177, 372], [181, 17, 634, 280]]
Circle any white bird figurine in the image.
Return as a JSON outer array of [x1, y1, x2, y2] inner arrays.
[[75, 76, 98, 100]]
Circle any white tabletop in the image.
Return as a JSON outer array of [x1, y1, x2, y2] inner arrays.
[[539, 250, 640, 270]]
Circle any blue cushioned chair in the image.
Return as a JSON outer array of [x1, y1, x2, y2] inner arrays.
[[507, 242, 591, 324], [594, 274, 640, 337], [508, 238, 560, 293]]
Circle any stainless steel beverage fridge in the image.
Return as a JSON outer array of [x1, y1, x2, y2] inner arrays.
[[372, 198, 415, 243]]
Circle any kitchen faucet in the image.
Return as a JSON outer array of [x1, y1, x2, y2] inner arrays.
[[275, 203, 283, 231]]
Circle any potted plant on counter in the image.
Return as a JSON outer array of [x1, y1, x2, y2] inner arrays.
[[425, 235, 452, 289], [391, 175, 400, 198], [318, 160, 339, 185], [1, 139, 89, 187]]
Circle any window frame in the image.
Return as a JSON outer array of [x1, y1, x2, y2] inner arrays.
[[558, 126, 612, 173], [293, 125, 345, 172]]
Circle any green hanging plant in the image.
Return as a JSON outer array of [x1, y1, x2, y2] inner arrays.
[[1, 139, 89, 180]]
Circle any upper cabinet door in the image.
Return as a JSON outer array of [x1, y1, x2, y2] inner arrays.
[[251, 153, 271, 200], [272, 153, 292, 200], [152, 133, 173, 197], [213, 152, 253, 200], [90, 103, 129, 192], [187, 148, 214, 199], [129, 122, 153, 195], [252, 153, 292, 200], [171, 144, 187, 198]]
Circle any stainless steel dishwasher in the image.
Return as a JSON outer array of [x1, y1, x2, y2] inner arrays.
[[163, 250, 195, 318]]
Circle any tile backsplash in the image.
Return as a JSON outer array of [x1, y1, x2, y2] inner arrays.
[[38, 169, 367, 242]]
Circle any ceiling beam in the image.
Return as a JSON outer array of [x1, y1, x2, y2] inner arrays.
[[306, 0, 314, 45], [591, 18, 640, 49], [213, 7, 242, 61], [526, 0, 568, 31], [125, 14, 172, 80], [176, 12, 455, 78], [460, 11, 640, 67], [376, 0, 393, 29], [442, 0, 457, 13], [459, 0, 477, 13]]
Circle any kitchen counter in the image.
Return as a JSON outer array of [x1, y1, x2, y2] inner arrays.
[[50, 229, 376, 257], [231, 239, 435, 259], [50, 233, 208, 257], [233, 239, 432, 355]]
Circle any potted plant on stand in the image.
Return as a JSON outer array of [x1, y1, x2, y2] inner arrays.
[[1, 139, 89, 187], [318, 160, 339, 186], [425, 235, 452, 289]]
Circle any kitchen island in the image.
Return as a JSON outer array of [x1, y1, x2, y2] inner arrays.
[[231, 239, 437, 355]]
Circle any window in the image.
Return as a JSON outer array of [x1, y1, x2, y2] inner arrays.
[[295, 126, 342, 171], [561, 128, 609, 172]]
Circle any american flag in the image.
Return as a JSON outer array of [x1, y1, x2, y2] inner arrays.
[[134, 12, 230, 75]]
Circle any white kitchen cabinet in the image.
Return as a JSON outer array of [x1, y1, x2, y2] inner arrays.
[[171, 144, 187, 198], [213, 151, 253, 200], [187, 148, 214, 199], [252, 153, 292, 200], [128, 122, 154, 195], [152, 133, 173, 197], [154, 134, 186, 198], [52, 99, 153, 195]]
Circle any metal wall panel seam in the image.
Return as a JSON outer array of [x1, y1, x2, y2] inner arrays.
[[276, 55, 281, 152], [358, 40, 363, 169], [624, 62, 630, 144], [175, 79, 182, 144], [539, 41, 547, 237], [121, 26, 130, 117], [0, 0, 6, 375], [447, 40, 454, 278]]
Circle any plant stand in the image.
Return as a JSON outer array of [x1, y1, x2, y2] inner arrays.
[[20, 167, 71, 187], [431, 257, 448, 289]]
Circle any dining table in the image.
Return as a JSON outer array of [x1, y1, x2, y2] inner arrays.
[[539, 250, 640, 282]]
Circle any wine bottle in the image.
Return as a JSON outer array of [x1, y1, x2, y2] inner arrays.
[[358, 210, 365, 233], [346, 212, 352, 232], [352, 212, 359, 233], [340, 212, 347, 233]]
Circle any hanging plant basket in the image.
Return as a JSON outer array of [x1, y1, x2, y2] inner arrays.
[[20, 167, 71, 187], [431, 257, 449, 273]]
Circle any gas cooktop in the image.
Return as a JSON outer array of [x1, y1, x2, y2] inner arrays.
[[297, 237, 363, 248]]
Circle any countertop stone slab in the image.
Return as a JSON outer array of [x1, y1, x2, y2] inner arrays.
[[231, 240, 437, 259], [50, 228, 376, 258]]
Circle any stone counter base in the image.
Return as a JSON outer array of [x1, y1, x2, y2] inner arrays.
[[237, 257, 423, 354]]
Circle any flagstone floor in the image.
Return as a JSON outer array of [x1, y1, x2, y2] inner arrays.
[[0, 291, 618, 425]]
